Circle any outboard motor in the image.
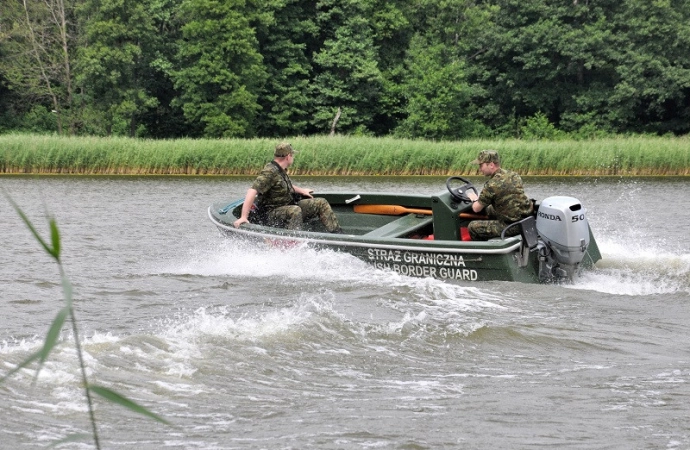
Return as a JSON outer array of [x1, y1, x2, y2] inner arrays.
[[535, 196, 590, 282]]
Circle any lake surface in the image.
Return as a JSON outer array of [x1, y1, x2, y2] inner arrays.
[[1, 175, 689, 449]]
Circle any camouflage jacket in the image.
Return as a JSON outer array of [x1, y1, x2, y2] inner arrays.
[[251, 161, 295, 211], [478, 168, 532, 224]]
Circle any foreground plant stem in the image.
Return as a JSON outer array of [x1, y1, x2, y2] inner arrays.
[[58, 262, 101, 448]]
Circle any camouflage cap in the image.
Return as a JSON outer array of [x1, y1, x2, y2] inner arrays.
[[471, 149, 500, 165], [274, 142, 298, 157]]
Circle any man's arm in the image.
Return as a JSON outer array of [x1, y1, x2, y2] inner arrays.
[[292, 185, 314, 198], [467, 191, 484, 213], [233, 188, 258, 228]]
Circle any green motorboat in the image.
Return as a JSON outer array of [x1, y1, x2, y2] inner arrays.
[[208, 177, 602, 283]]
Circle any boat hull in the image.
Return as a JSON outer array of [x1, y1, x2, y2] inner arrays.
[[208, 191, 602, 284]]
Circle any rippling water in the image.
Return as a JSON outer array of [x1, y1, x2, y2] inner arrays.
[[1, 175, 689, 449]]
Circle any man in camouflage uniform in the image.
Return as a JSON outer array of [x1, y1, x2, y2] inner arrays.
[[233, 142, 342, 233], [466, 150, 533, 240]]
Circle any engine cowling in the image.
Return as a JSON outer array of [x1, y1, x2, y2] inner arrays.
[[536, 196, 590, 281]]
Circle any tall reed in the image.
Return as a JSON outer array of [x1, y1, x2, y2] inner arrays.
[[1, 192, 170, 448], [1, 133, 688, 176]]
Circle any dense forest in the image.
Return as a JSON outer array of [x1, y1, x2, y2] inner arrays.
[[1, 0, 689, 140]]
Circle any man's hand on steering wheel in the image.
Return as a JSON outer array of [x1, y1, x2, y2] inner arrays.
[[445, 176, 478, 204]]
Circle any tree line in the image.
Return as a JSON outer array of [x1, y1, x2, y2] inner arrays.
[[1, 0, 689, 140]]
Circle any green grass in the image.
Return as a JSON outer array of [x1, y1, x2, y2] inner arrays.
[[1, 133, 688, 176]]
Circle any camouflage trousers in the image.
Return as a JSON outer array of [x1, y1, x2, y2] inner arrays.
[[468, 206, 520, 241], [267, 198, 341, 233], [468, 219, 520, 241]]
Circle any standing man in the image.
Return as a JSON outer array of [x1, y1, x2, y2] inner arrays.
[[466, 150, 533, 240], [233, 142, 342, 233]]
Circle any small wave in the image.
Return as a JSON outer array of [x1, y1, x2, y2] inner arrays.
[[1, 286, 499, 387], [157, 303, 317, 343], [1, 336, 44, 355], [143, 239, 536, 357], [147, 282, 501, 365]]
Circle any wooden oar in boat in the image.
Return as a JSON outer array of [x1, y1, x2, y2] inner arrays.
[[353, 204, 487, 220]]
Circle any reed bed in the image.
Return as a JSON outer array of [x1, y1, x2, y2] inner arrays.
[[1, 134, 688, 176]]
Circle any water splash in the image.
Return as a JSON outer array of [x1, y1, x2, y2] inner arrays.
[[163, 238, 372, 282], [570, 237, 690, 296]]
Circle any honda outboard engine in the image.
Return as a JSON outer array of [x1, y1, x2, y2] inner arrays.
[[535, 196, 590, 282]]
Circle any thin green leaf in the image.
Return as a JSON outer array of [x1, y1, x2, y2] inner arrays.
[[31, 307, 69, 383], [4, 193, 57, 260], [0, 350, 42, 383], [49, 218, 61, 259], [61, 274, 73, 308], [39, 307, 68, 366], [89, 385, 171, 425], [0, 307, 67, 384]]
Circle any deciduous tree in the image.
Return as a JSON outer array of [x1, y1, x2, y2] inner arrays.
[[396, 34, 483, 140], [171, 0, 268, 138], [77, 0, 162, 136], [0, 0, 79, 134], [254, 0, 315, 137], [310, 0, 383, 135]]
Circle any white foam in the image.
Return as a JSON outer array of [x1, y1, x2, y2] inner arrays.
[[150, 380, 206, 395], [160, 238, 369, 281], [569, 238, 690, 295], [1, 336, 44, 355], [159, 304, 314, 342]]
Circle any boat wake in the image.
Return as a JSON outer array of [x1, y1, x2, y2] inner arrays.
[[165, 237, 371, 281], [172, 234, 689, 296], [156, 237, 513, 333], [568, 237, 690, 296]]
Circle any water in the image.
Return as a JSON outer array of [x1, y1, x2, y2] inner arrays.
[[1, 175, 689, 449]]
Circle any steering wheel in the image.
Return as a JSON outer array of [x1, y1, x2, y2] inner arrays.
[[446, 176, 478, 204]]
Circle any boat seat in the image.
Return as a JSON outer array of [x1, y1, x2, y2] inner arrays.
[[363, 214, 433, 238], [500, 216, 539, 250]]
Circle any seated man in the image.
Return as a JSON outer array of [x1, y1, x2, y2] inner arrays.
[[233, 142, 342, 233], [465, 150, 533, 240]]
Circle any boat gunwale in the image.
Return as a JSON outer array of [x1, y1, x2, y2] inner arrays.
[[207, 207, 523, 255]]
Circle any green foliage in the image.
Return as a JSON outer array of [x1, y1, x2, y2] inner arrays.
[[77, 0, 162, 136], [0, 0, 81, 135], [359, 0, 413, 134], [559, 111, 614, 140], [172, 0, 269, 138], [0, 78, 20, 133], [1, 0, 690, 137], [520, 112, 566, 141], [605, 0, 690, 134], [395, 35, 485, 140], [17, 106, 59, 134], [0, 304, 69, 384], [255, 0, 316, 137], [89, 385, 170, 424], [310, 0, 384, 134], [469, 0, 690, 137]]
